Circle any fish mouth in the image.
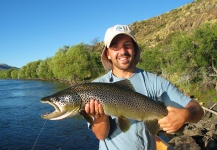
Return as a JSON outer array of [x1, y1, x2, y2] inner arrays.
[[41, 99, 78, 120]]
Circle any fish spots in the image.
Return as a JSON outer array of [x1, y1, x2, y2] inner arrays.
[[50, 95, 73, 106]]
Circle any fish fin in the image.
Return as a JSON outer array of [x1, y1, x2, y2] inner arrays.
[[116, 116, 131, 132], [114, 80, 135, 91], [79, 109, 93, 125], [144, 119, 159, 136]]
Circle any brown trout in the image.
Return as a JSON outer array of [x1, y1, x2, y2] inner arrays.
[[41, 80, 168, 135]]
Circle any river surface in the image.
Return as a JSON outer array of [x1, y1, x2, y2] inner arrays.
[[0, 79, 99, 150]]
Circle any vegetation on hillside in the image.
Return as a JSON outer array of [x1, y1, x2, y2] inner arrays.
[[130, 0, 217, 48], [138, 23, 217, 83], [137, 23, 217, 103]]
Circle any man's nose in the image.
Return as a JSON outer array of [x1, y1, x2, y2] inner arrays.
[[119, 45, 128, 53]]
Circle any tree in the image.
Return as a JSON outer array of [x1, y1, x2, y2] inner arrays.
[[37, 58, 53, 79], [25, 60, 41, 79], [64, 43, 91, 82], [50, 47, 68, 80], [11, 69, 19, 79]]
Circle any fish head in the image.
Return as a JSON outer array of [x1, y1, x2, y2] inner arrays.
[[41, 87, 81, 120]]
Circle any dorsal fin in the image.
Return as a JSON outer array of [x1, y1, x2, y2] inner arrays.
[[113, 79, 135, 91]]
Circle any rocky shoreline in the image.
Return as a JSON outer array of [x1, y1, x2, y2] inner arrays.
[[168, 102, 217, 150]]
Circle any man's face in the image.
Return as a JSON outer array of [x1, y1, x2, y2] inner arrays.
[[107, 34, 136, 71]]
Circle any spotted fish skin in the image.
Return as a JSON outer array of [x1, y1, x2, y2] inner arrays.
[[41, 80, 168, 135]]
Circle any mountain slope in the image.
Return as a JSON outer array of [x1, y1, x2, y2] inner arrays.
[[130, 0, 217, 47], [0, 64, 19, 70]]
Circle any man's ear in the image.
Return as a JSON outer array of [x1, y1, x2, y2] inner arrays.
[[107, 50, 111, 59]]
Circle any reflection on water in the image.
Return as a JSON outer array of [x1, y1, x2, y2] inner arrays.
[[0, 79, 98, 150]]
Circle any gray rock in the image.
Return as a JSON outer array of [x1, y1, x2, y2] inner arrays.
[[169, 135, 201, 150]]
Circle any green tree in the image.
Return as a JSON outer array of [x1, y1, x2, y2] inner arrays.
[[88, 50, 105, 78], [190, 23, 217, 81], [64, 43, 92, 82], [138, 47, 164, 75], [0, 70, 8, 78], [37, 58, 53, 79], [50, 47, 68, 80], [18, 66, 27, 78], [192, 23, 217, 68], [11, 69, 19, 79], [25, 60, 41, 79]]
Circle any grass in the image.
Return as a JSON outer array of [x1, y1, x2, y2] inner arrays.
[[188, 83, 217, 105]]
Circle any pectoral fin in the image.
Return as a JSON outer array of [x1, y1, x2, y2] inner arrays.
[[79, 109, 93, 125], [144, 119, 159, 135], [116, 116, 131, 133]]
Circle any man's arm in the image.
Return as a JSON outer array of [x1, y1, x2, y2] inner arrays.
[[85, 99, 110, 140], [158, 100, 204, 133]]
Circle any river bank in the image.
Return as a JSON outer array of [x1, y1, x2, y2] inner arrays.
[[168, 102, 217, 150]]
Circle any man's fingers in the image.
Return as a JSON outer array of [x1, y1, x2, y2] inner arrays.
[[85, 103, 90, 113], [85, 99, 105, 118], [89, 99, 95, 116], [98, 103, 105, 116], [93, 100, 99, 118]]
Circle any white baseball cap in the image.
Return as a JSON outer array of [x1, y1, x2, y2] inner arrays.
[[101, 24, 140, 70]]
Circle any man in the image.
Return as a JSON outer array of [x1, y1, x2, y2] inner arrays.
[[85, 24, 204, 150]]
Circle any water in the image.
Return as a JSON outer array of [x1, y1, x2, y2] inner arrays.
[[0, 79, 99, 150]]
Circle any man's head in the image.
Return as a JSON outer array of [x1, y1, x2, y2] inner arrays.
[[101, 25, 140, 71]]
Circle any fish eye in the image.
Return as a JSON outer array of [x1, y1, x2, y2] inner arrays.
[[51, 97, 59, 101]]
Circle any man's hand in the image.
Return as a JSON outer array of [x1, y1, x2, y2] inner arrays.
[[158, 106, 188, 133], [85, 99, 110, 140], [85, 99, 106, 119], [158, 100, 204, 134]]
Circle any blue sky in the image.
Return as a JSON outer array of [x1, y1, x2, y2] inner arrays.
[[0, 0, 194, 68]]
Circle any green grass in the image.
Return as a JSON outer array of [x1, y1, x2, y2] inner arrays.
[[189, 84, 217, 105]]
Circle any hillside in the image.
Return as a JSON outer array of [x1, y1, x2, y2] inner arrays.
[[129, 0, 217, 47], [0, 64, 18, 70]]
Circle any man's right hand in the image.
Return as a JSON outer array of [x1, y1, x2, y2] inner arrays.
[[85, 99, 106, 119], [85, 99, 110, 140]]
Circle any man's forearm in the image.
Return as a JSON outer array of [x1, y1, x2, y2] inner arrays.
[[185, 100, 204, 123], [92, 115, 110, 140]]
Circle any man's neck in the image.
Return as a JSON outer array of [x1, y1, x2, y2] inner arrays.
[[112, 67, 136, 78]]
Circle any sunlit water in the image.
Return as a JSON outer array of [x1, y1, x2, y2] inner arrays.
[[0, 79, 98, 150]]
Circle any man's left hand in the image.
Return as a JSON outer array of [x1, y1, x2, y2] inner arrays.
[[158, 106, 189, 133]]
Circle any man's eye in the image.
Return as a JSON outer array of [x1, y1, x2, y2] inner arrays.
[[111, 44, 119, 50], [125, 43, 133, 48]]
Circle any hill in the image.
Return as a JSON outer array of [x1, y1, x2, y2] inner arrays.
[[129, 0, 217, 48], [0, 64, 19, 70]]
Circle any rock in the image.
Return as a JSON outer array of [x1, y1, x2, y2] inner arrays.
[[206, 130, 217, 139], [205, 139, 217, 150], [200, 82, 216, 92], [166, 103, 217, 150], [211, 115, 217, 125], [184, 127, 203, 137], [169, 135, 201, 150]]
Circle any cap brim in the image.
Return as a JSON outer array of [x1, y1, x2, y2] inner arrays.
[[105, 33, 136, 48], [101, 47, 113, 71]]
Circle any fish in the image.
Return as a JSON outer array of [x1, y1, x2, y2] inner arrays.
[[41, 79, 168, 135]]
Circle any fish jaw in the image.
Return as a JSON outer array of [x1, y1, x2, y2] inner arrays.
[[41, 97, 80, 120]]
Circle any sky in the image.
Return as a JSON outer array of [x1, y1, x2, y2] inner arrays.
[[0, 0, 194, 68]]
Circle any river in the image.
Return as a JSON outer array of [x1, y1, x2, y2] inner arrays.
[[0, 79, 99, 150]]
